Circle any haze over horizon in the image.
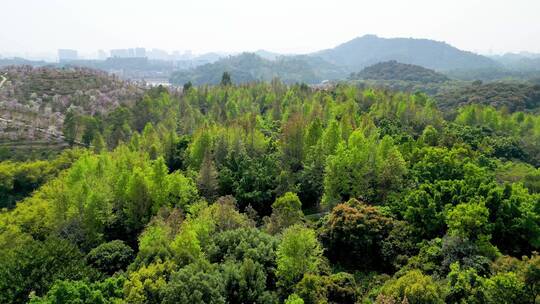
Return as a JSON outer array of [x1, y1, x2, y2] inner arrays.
[[1, 0, 540, 59]]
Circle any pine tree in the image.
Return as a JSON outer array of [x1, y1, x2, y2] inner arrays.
[[221, 72, 232, 86], [91, 133, 106, 153], [197, 151, 219, 201], [63, 110, 78, 146], [322, 120, 341, 156]]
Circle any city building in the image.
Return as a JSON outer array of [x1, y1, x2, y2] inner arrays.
[[110, 48, 147, 58], [58, 49, 78, 62], [98, 50, 108, 60], [134, 48, 146, 57], [110, 49, 130, 58]]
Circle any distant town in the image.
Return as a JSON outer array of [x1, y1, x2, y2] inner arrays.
[[0, 47, 229, 85]]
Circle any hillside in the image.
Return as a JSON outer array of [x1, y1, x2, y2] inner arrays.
[[170, 53, 347, 85], [314, 34, 499, 71], [435, 81, 540, 113], [0, 66, 145, 159], [491, 53, 540, 71], [0, 57, 49, 68], [348, 61, 540, 113], [445, 67, 540, 82], [351, 60, 450, 83]]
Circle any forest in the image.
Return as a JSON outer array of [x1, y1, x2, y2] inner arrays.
[[169, 53, 347, 85], [349, 61, 450, 83], [1, 73, 540, 304]]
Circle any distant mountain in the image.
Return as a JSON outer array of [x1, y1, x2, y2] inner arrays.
[[313, 34, 499, 71], [445, 67, 540, 82], [490, 53, 540, 71], [351, 60, 449, 83], [169, 53, 347, 85], [0, 57, 49, 68], [254, 50, 282, 60], [192, 52, 226, 63]]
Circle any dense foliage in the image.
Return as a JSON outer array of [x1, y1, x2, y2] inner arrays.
[[435, 81, 540, 113], [1, 77, 540, 303], [350, 61, 450, 83], [170, 53, 347, 85]]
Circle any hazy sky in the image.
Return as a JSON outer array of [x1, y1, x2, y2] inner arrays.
[[1, 0, 540, 57]]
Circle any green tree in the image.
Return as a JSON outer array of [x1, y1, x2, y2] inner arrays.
[[420, 125, 439, 146], [265, 192, 304, 234], [321, 120, 341, 156], [197, 151, 219, 201], [276, 225, 323, 291], [91, 133, 106, 153], [0, 237, 97, 303], [285, 294, 305, 304], [281, 113, 305, 172], [522, 253, 540, 303], [29, 276, 125, 304], [63, 109, 79, 146], [221, 259, 273, 304], [183, 81, 193, 91], [162, 263, 226, 304], [207, 227, 278, 272], [482, 272, 527, 304], [124, 260, 177, 304], [446, 200, 491, 241], [380, 270, 445, 304], [124, 168, 153, 232], [304, 118, 323, 151], [86, 240, 134, 275], [221, 72, 232, 86], [322, 131, 406, 208], [295, 273, 358, 304], [320, 199, 393, 271], [82, 116, 100, 146], [446, 263, 487, 304], [298, 141, 325, 208], [189, 130, 213, 170]]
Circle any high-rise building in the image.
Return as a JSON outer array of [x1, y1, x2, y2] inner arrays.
[[110, 49, 130, 58], [110, 48, 146, 58], [58, 49, 78, 62], [148, 48, 169, 60], [98, 50, 108, 60], [135, 48, 146, 57]]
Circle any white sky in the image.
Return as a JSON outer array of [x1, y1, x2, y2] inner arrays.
[[1, 0, 539, 57]]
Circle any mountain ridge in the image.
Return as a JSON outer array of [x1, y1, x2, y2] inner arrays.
[[312, 34, 499, 71], [170, 35, 502, 85]]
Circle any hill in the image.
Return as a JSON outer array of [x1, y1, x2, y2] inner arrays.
[[489, 53, 540, 72], [350, 60, 450, 83], [169, 53, 347, 85], [0, 66, 145, 159], [445, 67, 540, 82], [435, 81, 540, 113], [254, 49, 282, 60], [313, 34, 499, 71], [0, 57, 49, 68], [348, 61, 540, 113]]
